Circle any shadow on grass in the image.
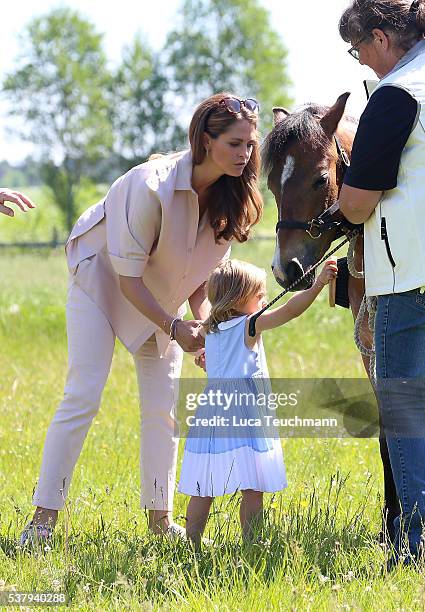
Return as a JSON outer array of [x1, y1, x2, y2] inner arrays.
[[0, 534, 19, 559]]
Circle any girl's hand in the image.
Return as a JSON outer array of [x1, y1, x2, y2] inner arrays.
[[316, 259, 338, 288], [194, 348, 206, 371]]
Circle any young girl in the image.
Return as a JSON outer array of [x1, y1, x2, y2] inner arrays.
[[178, 258, 337, 544]]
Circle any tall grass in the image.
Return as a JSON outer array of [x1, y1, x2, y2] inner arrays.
[[1, 212, 423, 608]]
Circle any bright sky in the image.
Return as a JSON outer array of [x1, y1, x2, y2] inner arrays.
[[1, 0, 375, 163]]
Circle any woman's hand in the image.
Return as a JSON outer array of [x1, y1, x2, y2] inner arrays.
[[0, 188, 36, 217], [174, 319, 205, 353], [315, 259, 338, 288]]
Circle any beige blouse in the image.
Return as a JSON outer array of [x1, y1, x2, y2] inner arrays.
[[66, 150, 231, 357]]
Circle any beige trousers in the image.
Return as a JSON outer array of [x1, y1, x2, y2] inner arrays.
[[33, 279, 183, 511]]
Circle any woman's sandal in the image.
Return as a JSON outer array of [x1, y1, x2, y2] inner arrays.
[[19, 521, 54, 548]]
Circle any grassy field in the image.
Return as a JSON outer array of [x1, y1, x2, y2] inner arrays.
[[0, 194, 424, 610]]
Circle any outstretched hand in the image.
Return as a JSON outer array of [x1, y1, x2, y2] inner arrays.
[[316, 259, 338, 287], [0, 188, 36, 217]]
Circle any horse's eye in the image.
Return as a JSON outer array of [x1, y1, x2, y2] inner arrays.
[[312, 175, 328, 191]]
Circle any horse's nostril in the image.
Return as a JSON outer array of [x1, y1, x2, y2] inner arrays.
[[284, 260, 304, 285]]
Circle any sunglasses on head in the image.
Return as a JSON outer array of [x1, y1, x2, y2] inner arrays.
[[219, 97, 260, 115]]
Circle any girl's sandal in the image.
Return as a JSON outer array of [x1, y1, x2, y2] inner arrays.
[[164, 523, 187, 540]]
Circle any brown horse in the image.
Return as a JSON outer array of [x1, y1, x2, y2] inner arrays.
[[262, 92, 398, 540]]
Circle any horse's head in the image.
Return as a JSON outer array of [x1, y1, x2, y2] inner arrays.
[[263, 92, 356, 289]]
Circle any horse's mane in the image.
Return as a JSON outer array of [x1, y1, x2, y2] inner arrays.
[[262, 104, 358, 175]]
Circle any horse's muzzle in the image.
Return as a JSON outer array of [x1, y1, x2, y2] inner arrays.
[[272, 258, 314, 291]]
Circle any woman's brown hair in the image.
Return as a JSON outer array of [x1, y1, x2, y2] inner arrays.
[[339, 0, 425, 51], [203, 259, 266, 333], [189, 92, 263, 244]]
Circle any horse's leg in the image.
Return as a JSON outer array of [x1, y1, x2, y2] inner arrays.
[[348, 274, 398, 542]]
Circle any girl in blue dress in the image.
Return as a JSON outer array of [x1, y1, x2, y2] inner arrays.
[[178, 258, 337, 544]]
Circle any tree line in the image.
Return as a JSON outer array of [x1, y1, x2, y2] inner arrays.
[[2, 0, 292, 231]]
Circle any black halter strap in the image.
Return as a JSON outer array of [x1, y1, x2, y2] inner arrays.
[[275, 135, 350, 237], [248, 227, 361, 337], [334, 134, 351, 170]]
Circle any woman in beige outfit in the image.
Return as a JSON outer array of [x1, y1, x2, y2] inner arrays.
[[21, 92, 263, 543]]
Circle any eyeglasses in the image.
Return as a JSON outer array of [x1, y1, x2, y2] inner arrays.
[[347, 37, 367, 61], [219, 97, 260, 115]]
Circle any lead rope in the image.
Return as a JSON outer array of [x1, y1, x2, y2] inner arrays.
[[248, 229, 362, 337], [347, 234, 364, 280], [348, 234, 377, 387]]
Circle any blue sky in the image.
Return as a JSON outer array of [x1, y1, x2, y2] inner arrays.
[[1, 0, 374, 162]]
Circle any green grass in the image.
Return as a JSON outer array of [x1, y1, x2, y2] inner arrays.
[[1, 208, 424, 609]]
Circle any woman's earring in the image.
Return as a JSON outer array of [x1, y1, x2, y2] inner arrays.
[[205, 148, 209, 158]]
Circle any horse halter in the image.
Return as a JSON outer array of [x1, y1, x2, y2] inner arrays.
[[275, 135, 351, 239], [248, 136, 358, 338]]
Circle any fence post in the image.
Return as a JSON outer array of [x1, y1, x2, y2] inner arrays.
[[51, 227, 58, 248]]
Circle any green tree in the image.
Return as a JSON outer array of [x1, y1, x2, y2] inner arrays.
[[2, 8, 113, 232], [166, 0, 292, 133], [0, 156, 42, 188], [111, 34, 186, 171]]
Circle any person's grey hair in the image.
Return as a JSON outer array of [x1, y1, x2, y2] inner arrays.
[[339, 0, 425, 51]]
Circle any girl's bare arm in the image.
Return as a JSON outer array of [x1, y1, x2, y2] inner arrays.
[[252, 260, 338, 334]]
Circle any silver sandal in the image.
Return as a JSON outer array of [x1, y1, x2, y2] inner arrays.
[[163, 523, 187, 540]]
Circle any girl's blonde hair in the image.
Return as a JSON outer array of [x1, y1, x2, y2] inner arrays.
[[204, 259, 267, 333]]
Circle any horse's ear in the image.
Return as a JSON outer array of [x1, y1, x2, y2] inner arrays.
[[272, 107, 290, 126], [320, 92, 351, 137]]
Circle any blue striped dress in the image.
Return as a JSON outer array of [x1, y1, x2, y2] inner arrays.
[[178, 315, 287, 497]]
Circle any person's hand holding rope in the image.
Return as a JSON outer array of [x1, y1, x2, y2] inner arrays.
[[315, 258, 338, 288]]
